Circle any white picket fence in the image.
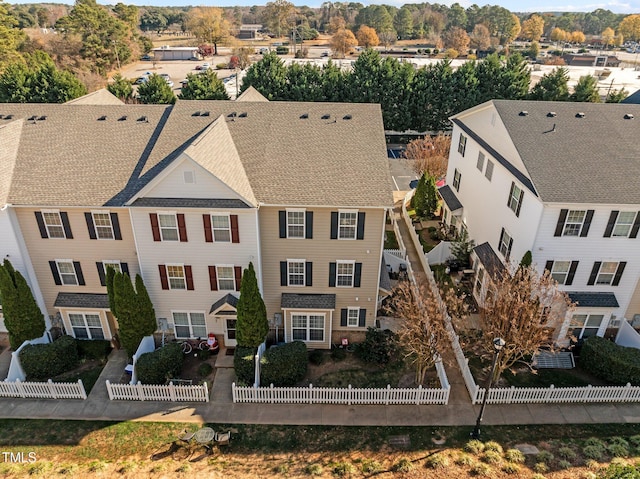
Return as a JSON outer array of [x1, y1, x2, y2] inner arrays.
[[383, 249, 404, 259], [105, 380, 209, 402], [0, 379, 87, 399]]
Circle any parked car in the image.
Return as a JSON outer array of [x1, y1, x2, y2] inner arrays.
[[159, 73, 174, 87], [134, 76, 148, 84], [321, 50, 330, 57], [201, 62, 210, 70], [141, 54, 152, 61], [259, 47, 269, 54]]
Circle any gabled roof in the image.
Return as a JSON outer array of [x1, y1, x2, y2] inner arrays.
[[0, 119, 23, 205], [54, 293, 110, 309], [491, 100, 640, 205], [438, 185, 463, 212], [473, 242, 505, 280], [65, 89, 125, 105], [281, 293, 336, 309], [621, 89, 640, 104], [236, 86, 268, 102], [210, 293, 239, 314]]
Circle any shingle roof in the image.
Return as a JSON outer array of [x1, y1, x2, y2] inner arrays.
[[209, 293, 239, 313], [438, 185, 463, 211], [65, 89, 124, 105], [130, 198, 250, 208], [473, 242, 505, 280], [281, 293, 336, 309], [621, 89, 640, 104], [236, 86, 268, 102], [54, 293, 110, 309], [491, 100, 640, 205], [0, 119, 22, 204], [379, 255, 391, 293], [567, 292, 619, 308]]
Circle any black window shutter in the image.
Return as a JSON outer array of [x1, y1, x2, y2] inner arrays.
[[358, 309, 367, 327], [340, 309, 347, 326], [305, 211, 313, 239], [305, 262, 313, 286], [515, 189, 524, 217], [330, 212, 338, 239], [354, 262, 362, 287], [507, 238, 513, 259], [603, 211, 619, 237], [498, 228, 505, 250], [121, 263, 129, 276], [544, 261, 554, 273], [566, 261, 579, 286], [630, 212, 640, 238], [587, 262, 601, 285], [49, 261, 61, 285], [85, 213, 97, 240], [111, 213, 122, 240], [35, 212, 48, 238], [612, 262, 627, 286], [280, 261, 287, 286], [507, 182, 515, 207], [554, 209, 568, 237], [329, 263, 336, 287], [61, 212, 73, 239], [279, 211, 286, 238], [357, 212, 366, 240], [96, 262, 106, 286], [580, 210, 595, 237], [73, 261, 85, 285]]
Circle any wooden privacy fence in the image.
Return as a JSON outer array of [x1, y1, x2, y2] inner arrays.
[[105, 380, 209, 402], [0, 379, 87, 399]]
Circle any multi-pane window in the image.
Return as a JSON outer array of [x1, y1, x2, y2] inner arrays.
[[173, 311, 206, 339], [336, 261, 355, 287], [550, 261, 571, 284], [498, 229, 512, 258], [458, 134, 467, 156], [57, 261, 78, 285], [338, 212, 357, 239], [43, 211, 65, 238], [569, 314, 604, 340], [508, 183, 523, 214], [563, 210, 586, 236], [613, 212, 636, 237], [92, 212, 114, 240], [102, 261, 121, 274], [167, 265, 186, 290], [216, 266, 235, 290], [292, 313, 324, 341], [288, 261, 305, 286], [159, 214, 179, 241], [596, 262, 618, 285], [475, 268, 484, 294], [69, 313, 104, 339], [347, 308, 359, 327], [453, 169, 461, 191], [287, 210, 305, 238], [485, 160, 494, 181], [211, 215, 231, 242], [476, 152, 485, 171]]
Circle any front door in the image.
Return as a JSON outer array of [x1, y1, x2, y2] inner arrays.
[[224, 318, 237, 347]]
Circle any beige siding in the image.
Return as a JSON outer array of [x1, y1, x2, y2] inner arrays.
[[626, 278, 640, 321], [15, 207, 139, 317]]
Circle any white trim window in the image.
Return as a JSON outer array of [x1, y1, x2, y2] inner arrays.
[[569, 313, 604, 340], [292, 313, 325, 341], [337, 261, 355, 287], [91, 211, 114, 240], [287, 260, 305, 286], [158, 213, 179, 241], [596, 262, 618, 285], [43, 211, 65, 238], [613, 211, 636, 237], [453, 169, 461, 191], [216, 265, 235, 290], [550, 261, 571, 284], [286, 209, 305, 239], [338, 211, 357, 239], [211, 214, 231, 242], [347, 307, 360, 327], [457, 133, 467, 156], [563, 210, 586, 237], [172, 311, 206, 339], [485, 160, 494, 181], [69, 313, 104, 339], [498, 228, 513, 258], [56, 260, 78, 285], [167, 264, 186, 290], [508, 183, 523, 214], [476, 152, 485, 171], [102, 260, 121, 274]]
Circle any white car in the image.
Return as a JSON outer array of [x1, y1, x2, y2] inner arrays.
[[159, 73, 174, 88]]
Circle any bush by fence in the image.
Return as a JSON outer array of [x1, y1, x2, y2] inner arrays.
[[355, 327, 400, 365], [260, 341, 307, 387], [580, 336, 640, 385], [19, 335, 79, 381], [136, 343, 183, 385], [234, 346, 257, 385], [76, 339, 112, 360]]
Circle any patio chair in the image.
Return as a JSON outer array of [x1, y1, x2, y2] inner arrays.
[[214, 431, 231, 446]]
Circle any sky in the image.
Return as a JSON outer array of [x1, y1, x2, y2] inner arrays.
[[6, 0, 640, 13]]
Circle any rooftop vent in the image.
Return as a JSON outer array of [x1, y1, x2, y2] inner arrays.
[[321, 114, 330, 120], [28, 115, 37, 121], [519, 111, 528, 116], [38, 116, 47, 121], [575, 112, 585, 118], [137, 116, 148, 122], [227, 112, 237, 118], [201, 111, 210, 117], [239, 112, 247, 118], [547, 111, 557, 117], [118, 115, 127, 121], [343, 114, 352, 120], [192, 111, 201, 117], [300, 113, 308, 119], [0, 115, 3, 119], [624, 113, 634, 119], [4, 114, 12, 120], [98, 115, 107, 121]]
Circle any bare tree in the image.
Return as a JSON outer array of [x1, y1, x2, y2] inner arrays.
[[403, 134, 451, 178]]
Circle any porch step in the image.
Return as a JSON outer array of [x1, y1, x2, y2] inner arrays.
[[532, 351, 575, 369]]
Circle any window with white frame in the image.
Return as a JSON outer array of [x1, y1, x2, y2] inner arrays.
[[172, 311, 206, 339], [442, 208, 449, 224], [292, 313, 324, 341], [92, 212, 114, 239], [288, 260, 305, 286], [476, 152, 485, 171], [286, 210, 305, 238], [475, 268, 484, 293], [347, 307, 359, 327], [550, 261, 571, 284], [596, 262, 619, 285], [453, 169, 461, 191], [485, 160, 494, 181], [563, 210, 586, 236], [569, 314, 604, 340], [498, 229, 512, 258], [69, 313, 104, 339], [167, 265, 186, 290], [211, 214, 231, 242], [56, 261, 78, 285], [216, 266, 235, 290], [336, 261, 355, 287], [158, 213, 179, 241], [338, 211, 357, 239], [508, 183, 523, 214], [613, 212, 636, 237], [102, 260, 121, 274], [43, 211, 65, 238], [457, 134, 467, 156]]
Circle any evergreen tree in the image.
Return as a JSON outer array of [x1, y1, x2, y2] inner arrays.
[[424, 175, 438, 219], [137, 73, 176, 104], [0, 259, 45, 349], [235, 262, 268, 348], [450, 229, 475, 267], [134, 273, 157, 340], [178, 69, 230, 100], [413, 173, 428, 217], [107, 72, 133, 101], [606, 88, 628, 103], [240, 52, 286, 100], [520, 250, 533, 268], [529, 67, 570, 101], [570, 75, 601, 102], [106, 265, 117, 318]]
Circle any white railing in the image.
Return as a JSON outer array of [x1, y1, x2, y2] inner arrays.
[[130, 335, 155, 385], [476, 383, 640, 404], [383, 249, 404, 259], [105, 380, 209, 402], [6, 333, 50, 382], [0, 379, 86, 399]]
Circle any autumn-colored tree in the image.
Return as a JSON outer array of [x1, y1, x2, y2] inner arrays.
[[601, 27, 615, 48], [263, 0, 295, 38], [356, 25, 379, 47], [521, 14, 544, 42], [550, 27, 568, 44], [619, 14, 640, 42], [186, 7, 231, 55], [326, 16, 345, 34], [469, 23, 491, 51], [330, 27, 357, 58], [442, 26, 470, 55], [404, 134, 451, 179], [614, 33, 624, 47], [570, 31, 585, 44]]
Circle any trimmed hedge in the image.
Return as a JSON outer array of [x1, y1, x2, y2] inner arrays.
[[136, 343, 183, 385], [76, 339, 112, 360], [260, 341, 307, 387], [234, 346, 257, 385], [580, 336, 640, 385], [20, 335, 79, 381]]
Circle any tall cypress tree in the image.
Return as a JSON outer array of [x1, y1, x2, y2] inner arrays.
[[235, 262, 268, 348], [135, 274, 157, 340], [106, 265, 117, 318]]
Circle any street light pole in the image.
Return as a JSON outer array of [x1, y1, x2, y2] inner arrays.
[[471, 337, 506, 440]]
